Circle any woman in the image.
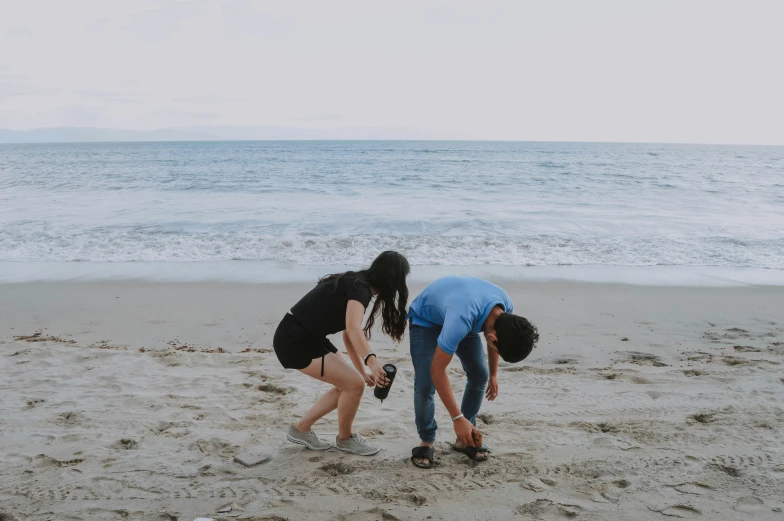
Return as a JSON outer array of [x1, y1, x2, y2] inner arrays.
[[273, 251, 410, 456]]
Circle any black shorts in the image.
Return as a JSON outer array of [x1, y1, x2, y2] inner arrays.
[[273, 313, 337, 370]]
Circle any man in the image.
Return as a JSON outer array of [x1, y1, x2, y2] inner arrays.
[[408, 276, 539, 468]]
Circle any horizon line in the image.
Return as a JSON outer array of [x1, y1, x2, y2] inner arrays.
[[1, 138, 782, 147], [1, 126, 783, 147]]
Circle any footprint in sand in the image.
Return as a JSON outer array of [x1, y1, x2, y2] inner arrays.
[[702, 331, 723, 343], [721, 354, 756, 366], [34, 454, 84, 468], [734, 497, 766, 513], [710, 463, 742, 477], [256, 383, 292, 395], [503, 365, 568, 375], [329, 509, 401, 521], [687, 406, 734, 425], [110, 438, 138, 450], [477, 413, 495, 424], [598, 372, 652, 384], [733, 345, 762, 353], [196, 438, 238, 457], [723, 327, 752, 340], [52, 411, 88, 426], [615, 351, 668, 367], [320, 461, 354, 476], [521, 477, 552, 492], [517, 499, 582, 519], [149, 421, 190, 438], [672, 482, 713, 495], [649, 504, 701, 518], [13, 330, 76, 344]]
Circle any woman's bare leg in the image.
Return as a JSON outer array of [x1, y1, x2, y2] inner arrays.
[[297, 353, 365, 441], [294, 387, 340, 432]]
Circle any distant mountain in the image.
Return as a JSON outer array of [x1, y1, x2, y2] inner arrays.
[[0, 125, 468, 144]]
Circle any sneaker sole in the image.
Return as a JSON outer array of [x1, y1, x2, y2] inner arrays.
[[286, 434, 332, 451], [334, 444, 381, 456]]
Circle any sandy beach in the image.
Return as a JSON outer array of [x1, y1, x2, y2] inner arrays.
[[1, 280, 783, 521]]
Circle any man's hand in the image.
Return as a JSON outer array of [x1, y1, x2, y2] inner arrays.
[[454, 417, 477, 447], [485, 375, 499, 401]]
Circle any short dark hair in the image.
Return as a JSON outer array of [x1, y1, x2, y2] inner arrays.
[[494, 313, 539, 363]]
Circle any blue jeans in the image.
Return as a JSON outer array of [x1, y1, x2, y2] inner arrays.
[[409, 323, 489, 443]]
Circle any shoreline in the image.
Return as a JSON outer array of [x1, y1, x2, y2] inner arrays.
[[2, 261, 784, 287]]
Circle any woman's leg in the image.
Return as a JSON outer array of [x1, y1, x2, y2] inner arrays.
[[294, 387, 340, 433], [298, 352, 365, 441]]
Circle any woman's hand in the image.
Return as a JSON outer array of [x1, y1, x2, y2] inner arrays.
[[368, 358, 389, 388], [454, 417, 477, 447], [362, 372, 376, 387]]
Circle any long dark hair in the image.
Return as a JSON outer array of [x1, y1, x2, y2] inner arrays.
[[320, 251, 410, 343]]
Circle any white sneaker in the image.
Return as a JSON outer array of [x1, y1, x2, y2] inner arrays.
[[335, 433, 381, 456], [287, 425, 332, 450]]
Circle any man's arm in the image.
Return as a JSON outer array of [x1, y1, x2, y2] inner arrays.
[[486, 344, 499, 401], [431, 347, 477, 447]]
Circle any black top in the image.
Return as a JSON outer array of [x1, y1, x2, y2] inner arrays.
[[290, 274, 374, 338]]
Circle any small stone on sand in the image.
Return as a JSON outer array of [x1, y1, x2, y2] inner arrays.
[[233, 451, 271, 467]]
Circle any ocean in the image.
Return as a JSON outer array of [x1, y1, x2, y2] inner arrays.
[[1, 140, 782, 284]]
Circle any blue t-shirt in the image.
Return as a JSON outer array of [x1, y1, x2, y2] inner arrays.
[[408, 276, 514, 355]]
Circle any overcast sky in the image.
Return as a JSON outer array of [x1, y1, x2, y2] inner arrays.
[[1, 0, 783, 144]]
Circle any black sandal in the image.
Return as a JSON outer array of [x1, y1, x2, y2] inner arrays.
[[411, 446, 434, 469], [452, 444, 489, 462]]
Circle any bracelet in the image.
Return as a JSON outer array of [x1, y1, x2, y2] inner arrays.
[[452, 413, 464, 422], [363, 353, 377, 366]]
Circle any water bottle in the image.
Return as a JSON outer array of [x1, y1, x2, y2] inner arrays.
[[373, 364, 397, 402]]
